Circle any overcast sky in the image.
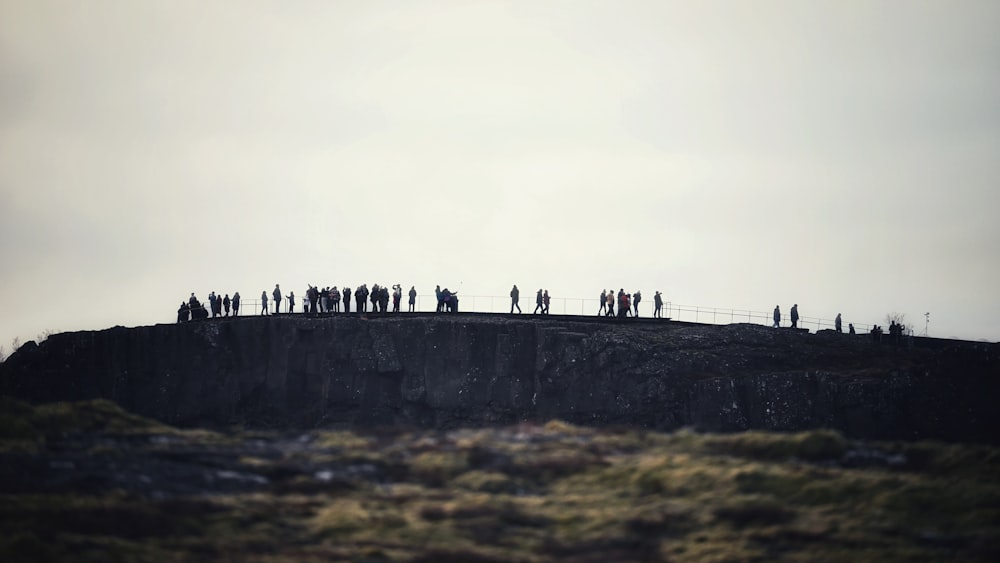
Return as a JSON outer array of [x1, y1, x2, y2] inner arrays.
[[2, 0, 998, 352]]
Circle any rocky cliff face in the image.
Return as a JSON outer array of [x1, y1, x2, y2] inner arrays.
[[2, 315, 998, 442]]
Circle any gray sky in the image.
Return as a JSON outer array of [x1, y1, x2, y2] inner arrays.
[[2, 0, 999, 351]]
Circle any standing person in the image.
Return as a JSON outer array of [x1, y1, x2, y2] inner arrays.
[[653, 291, 662, 318], [177, 302, 189, 323], [790, 304, 799, 329], [534, 289, 544, 314], [598, 290, 607, 316], [633, 290, 642, 317], [510, 285, 521, 314], [370, 284, 380, 313], [835, 313, 843, 333], [321, 287, 329, 313], [849, 323, 855, 335], [289, 291, 295, 313], [343, 287, 352, 314], [232, 292, 240, 316], [392, 285, 401, 313], [542, 290, 551, 314], [261, 291, 268, 315], [273, 285, 282, 314], [223, 294, 231, 316], [209, 292, 217, 317], [772, 305, 781, 328], [358, 284, 368, 313], [435, 285, 443, 313], [332, 287, 341, 313], [606, 289, 615, 317], [310, 286, 318, 313], [408, 286, 417, 312]]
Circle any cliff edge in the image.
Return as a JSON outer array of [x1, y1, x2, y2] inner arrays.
[[1, 315, 997, 442]]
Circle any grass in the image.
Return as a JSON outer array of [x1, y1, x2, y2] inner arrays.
[[1, 400, 999, 561]]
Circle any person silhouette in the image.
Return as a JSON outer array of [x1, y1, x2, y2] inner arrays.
[[510, 285, 521, 314], [772, 305, 781, 328]]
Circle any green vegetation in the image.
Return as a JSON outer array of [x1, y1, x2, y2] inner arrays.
[[1, 399, 998, 562]]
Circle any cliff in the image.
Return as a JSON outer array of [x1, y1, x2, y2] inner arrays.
[[2, 314, 998, 442]]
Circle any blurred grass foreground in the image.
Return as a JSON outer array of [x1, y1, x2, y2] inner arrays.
[[1, 398, 999, 562]]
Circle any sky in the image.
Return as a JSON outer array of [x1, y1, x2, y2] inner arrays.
[[2, 0, 999, 353]]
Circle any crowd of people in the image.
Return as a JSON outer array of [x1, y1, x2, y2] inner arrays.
[[176, 284, 679, 324], [175, 285, 895, 343], [177, 292, 241, 322], [177, 283, 428, 322], [869, 321, 908, 344]]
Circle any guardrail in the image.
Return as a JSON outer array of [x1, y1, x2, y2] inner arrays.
[[191, 292, 872, 333]]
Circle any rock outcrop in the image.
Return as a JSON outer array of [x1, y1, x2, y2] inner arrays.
[[2, 315, 998, 442]]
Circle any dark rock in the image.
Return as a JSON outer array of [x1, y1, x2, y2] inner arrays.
[[1, 316, 998, 443]]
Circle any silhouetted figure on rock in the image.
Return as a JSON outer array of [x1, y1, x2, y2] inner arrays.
[[534, 289, 544, 314], [542, 290, 550, 314], [289, 291, 295, 313], [309, 287, 317, 313], [273, 285, 282, 314], [633, 290, 642, 317], [408, 286, 417, 312], [232, 292, 240, 316], [223, 294, 231, 316], [606, 289, 615, 317], [510, 285, 521, 314], [187, 296, 207, 320], [598, 290, 607, 316], [773, 305, 781, 328], [177, 302, 189, 323], [835, 313, 842, 333], [654, 291, 663, 318], [261, 291, 268, 315], [790, 304, 799, 329], [342, 287, 351, 314], [435, 285, 443, 313], [442, 288, 458, 312], [358, 284, 368, 313], [380, 285, 390, 313]]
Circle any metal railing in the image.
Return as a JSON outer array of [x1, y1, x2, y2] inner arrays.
[[189, 292, 871, 333]]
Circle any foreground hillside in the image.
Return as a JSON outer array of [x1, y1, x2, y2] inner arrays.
[[2, 399, 999, 562], [2, 316, 998, 442]]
